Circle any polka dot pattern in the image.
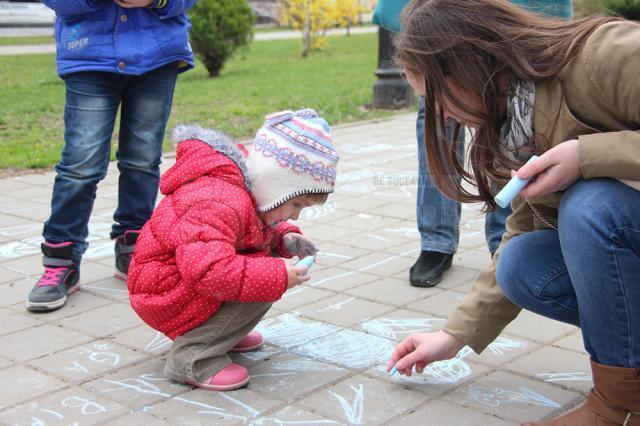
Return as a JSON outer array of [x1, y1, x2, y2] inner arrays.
[[127, 139, 301, 340]]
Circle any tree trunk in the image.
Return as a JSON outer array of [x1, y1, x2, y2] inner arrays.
[[302, 0, 311, 57]]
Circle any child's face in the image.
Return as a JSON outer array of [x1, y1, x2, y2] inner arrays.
[[261, 196, 316, 226]]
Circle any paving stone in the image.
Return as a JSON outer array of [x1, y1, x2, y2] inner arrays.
[[405, 290, 469, 318], [307, 267, 380, 292], [300, 223, 362, 243], [345, 277, 440, 308], [388, 399, 517, 425], [299, 374, 426, 425], [113, 325, 173, 355], [28, 340, 148, 384], [337, 251, 416, 277], [150, 387, 283, 425], [83, 358, 191, 408], [313, 243, 369, 268], [56, 302, 143, 338], [81, 260, 120, 284], [0, 277, 33, 306], [443, 370, 583, 423], [231, 343, 284, 369], [293, 329, 395, 370], [503, 310, 578, 345], [368, 357, 490, 398], [24, 290, 112, 321], [250, 404, 345, 425], [553, 331, 587, 354], [295, 294, 394, 328], [452, 249, 492, 271], [0, 306, 42, 336], [0, 252, 43, 275], [80, 277, 132, 301], [0, 324, 94, 362], [331, 214, 403, 232], [0, 356, 13, 369], [0, 386, 128, 425], [255, 313, 339, 350], [505, 346, 593, 394], [463, 335, 540, 368], [102, 411, 172, 425], [0, 365, 67, 410], [247, 353, 350, 399], [274, 286, 336, 311], [334, 230, 414, 252], [359, 310, 447, 342]]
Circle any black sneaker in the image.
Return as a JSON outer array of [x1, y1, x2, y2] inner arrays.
[[114, 230, 139, 281], [26, 242, 80, 312], [409, 250, 453, 287]]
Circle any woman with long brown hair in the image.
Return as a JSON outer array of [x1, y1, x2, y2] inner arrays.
[[386, 0, 640, 424]]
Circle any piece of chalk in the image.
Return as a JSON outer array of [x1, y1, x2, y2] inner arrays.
[[389, 366, 398, 376], [295, 256, 315, 273], [494, 155, 539, 208]]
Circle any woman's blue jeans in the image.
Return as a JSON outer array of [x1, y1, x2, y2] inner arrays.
[[416, 99, 512, 255], [43, 64, 178, 261], [497, 178, 640, 368]]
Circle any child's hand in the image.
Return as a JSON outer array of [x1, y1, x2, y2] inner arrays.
[[283, 233, 318, 258], [387, 331, 464, 376], [286, 264, 310, 289], [114, 0, 153, 8], [516, 139, 581, 199]]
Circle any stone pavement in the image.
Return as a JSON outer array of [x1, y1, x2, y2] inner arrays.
[[0, 113, 589, 425]]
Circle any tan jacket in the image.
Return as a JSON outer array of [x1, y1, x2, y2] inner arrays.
[[444, 20, 640, 353]]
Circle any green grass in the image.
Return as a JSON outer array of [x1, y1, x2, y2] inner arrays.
[[0, 33, 410, 170], [0, 36, 55, 46]]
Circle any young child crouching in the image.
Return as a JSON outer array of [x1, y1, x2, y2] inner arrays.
[[127, 109, 339, 391]]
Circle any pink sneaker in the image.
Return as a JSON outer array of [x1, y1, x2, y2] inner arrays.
[[185, 363, 249, 391], [230, 331, 264, 352]]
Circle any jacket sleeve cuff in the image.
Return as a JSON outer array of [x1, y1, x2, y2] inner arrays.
[[274, 222, 302, 258], [148, 0, 168, 9], [579, 131, 640, 181], [443, 262, 522, 354]]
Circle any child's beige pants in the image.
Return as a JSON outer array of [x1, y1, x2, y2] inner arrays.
[[163, 301, 272, 383]]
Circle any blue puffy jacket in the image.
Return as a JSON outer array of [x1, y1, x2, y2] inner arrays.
[[42, 0, 195, 76]]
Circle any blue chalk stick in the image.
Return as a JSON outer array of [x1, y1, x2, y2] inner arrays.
[[494, 155, 539, 208], [295, 256, 315, 273], [389, 366, 398, 376]]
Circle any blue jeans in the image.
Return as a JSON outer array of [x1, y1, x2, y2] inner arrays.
[[416, 100, 512, 255], [497, 179, 640, 367], [44, 64, 178, 261]]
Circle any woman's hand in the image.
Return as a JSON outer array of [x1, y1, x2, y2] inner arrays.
[[387, 330, 465, 376], [517, 139, 581, 199]]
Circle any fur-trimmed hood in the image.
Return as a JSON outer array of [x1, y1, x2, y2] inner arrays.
[[160, 124, 253, 195]]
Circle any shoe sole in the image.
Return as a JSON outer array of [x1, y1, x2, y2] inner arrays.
[[25, 282, 81, 312], [184, 376, 250, 391], [409, 257, 453, 288]]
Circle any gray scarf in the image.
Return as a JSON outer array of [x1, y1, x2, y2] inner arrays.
[[498, 80, 536, 163]]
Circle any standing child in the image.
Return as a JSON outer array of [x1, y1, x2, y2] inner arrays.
[[127, 109, 339, 391], [27, 0, 195, 312]]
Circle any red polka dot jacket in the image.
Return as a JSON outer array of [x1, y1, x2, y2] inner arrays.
[[127, 126, 300, 339]]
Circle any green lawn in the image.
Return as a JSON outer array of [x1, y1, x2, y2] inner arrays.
[[0, 33, 411, 170], [0, 36, 55, 46]]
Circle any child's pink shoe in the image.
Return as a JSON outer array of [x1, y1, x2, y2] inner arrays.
[[185, 363, 249, 391], [230, 331, 264, 352]]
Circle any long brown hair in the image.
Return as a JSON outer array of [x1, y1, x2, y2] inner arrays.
[[394, 0, 617, 207]]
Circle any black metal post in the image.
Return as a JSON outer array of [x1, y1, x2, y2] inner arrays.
[[372, 27, 414, 109]]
